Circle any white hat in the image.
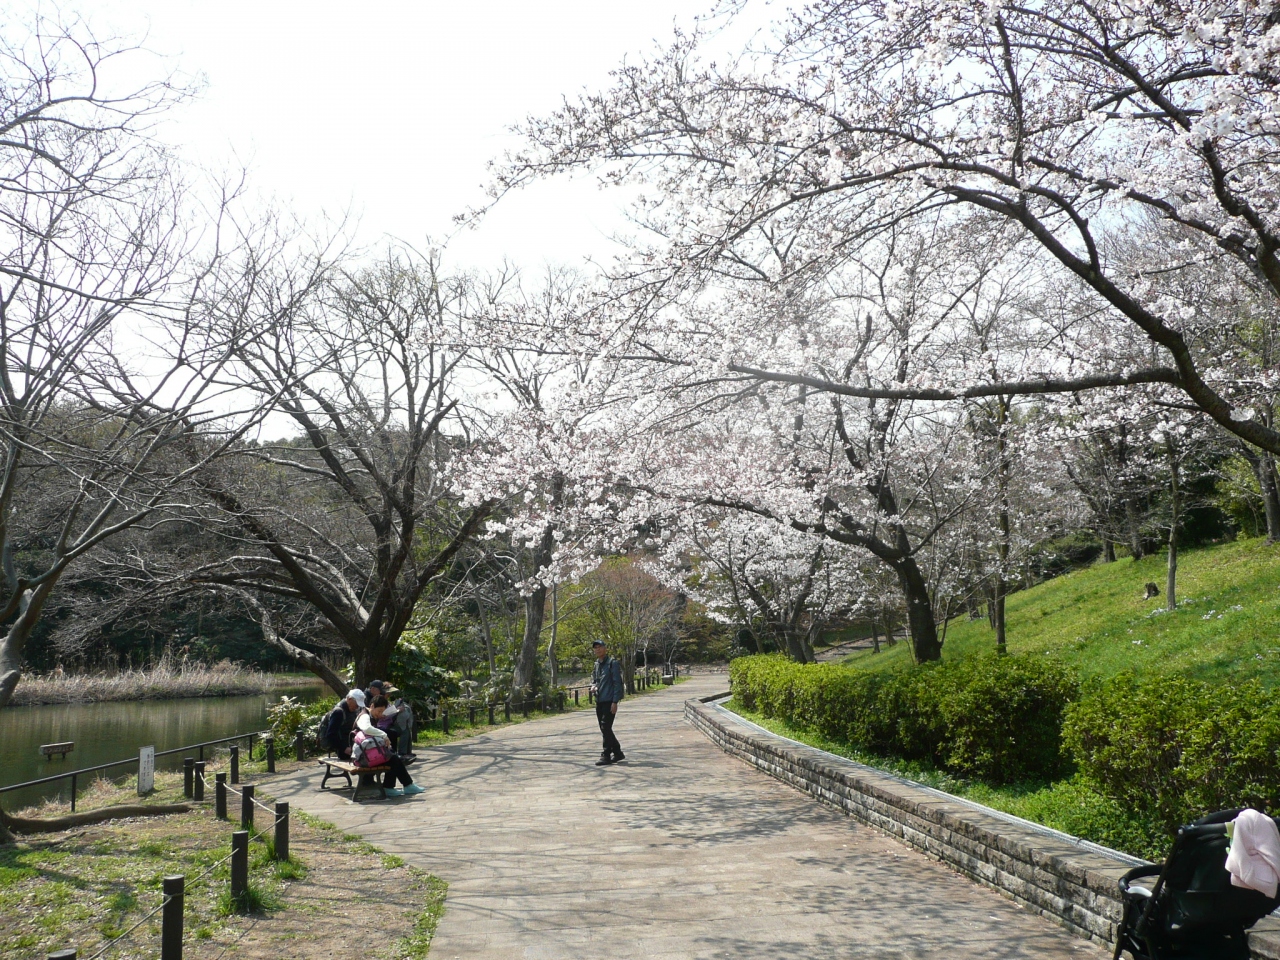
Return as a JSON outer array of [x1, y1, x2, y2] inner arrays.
[[346, 689, 366, 706]]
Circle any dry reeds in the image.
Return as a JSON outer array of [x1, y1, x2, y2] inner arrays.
[[8, 657, 278, 707]]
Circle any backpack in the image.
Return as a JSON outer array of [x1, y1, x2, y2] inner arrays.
[[352, 729, 389, 767]]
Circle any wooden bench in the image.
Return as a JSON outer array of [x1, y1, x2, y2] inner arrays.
[[318, 758, 392, 802]]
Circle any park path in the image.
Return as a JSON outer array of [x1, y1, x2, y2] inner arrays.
[[265, 676, 1102, 960]]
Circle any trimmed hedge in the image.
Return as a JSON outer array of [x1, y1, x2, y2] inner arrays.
[[730, 654, 1078, 783], [1063, 673, 1280, 830]]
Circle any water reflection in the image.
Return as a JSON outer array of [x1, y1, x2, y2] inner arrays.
[[0, 684, 328, 809]]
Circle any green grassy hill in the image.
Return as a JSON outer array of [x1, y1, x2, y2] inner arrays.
[[844, 538, 1280, 686]]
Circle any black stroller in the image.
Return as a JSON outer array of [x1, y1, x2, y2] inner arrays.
[[1114, 809, 1280, 960]]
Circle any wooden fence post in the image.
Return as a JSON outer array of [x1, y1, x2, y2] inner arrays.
[[488, 703, 495, 725], [274, 802, 290, 862], [229, 745, 240, 785], [230, 831, 248, 908], [193, 761, 205, 802], [161, 875, 184, 960], [294, 729, 307, 761], [265, 737, 276, 774], [183, 758, 194, 799], [241, 784, 255, 832], [215, 773, 227, 819]]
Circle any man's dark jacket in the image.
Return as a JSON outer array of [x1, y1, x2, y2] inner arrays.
[[324, 702, 356, 755]]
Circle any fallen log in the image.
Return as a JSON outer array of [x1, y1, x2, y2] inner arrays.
[[0, 802, 191, 838]]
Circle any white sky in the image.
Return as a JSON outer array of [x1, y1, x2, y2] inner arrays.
[[88, 0, 732, 272]]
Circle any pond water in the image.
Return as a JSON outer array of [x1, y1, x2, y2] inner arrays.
[[0, 684, 330, 810]]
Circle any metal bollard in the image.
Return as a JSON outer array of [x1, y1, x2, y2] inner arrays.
[[229, 744, 240, 784], [230, 831, 248, 907], [294, 729, 307, 761], [265, 736, 275, 774], [183, 757, 194, 799], [274, 802, 290, 862], [161, 875, 184, 960], [574, 689, 579, 706], [504, 701, 511, 722], [193, 761, 205, 802], [241, 784, 255, 831], [442, 709, 449, 735], [215, 773, 227, 819], [488, 703, 495, 725]]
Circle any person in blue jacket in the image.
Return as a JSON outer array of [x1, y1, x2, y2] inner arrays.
[[590, 639, 625, 765]]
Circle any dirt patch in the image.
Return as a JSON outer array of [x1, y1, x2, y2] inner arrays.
[[0, 761, 444, 960]]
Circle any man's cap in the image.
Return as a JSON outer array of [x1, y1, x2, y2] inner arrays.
[[369, 679, 385, 690], [346, 689, 366, 705], [591, 640, 605, 647]]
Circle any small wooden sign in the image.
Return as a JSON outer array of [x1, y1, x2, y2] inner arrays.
[[39, 741, 73, 760], [138, 745, 155, 795]]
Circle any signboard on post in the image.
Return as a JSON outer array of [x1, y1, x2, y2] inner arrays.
[[138, 745, 155, 795]]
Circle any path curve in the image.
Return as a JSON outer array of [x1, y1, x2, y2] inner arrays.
[[266, 676, 1101, 959]]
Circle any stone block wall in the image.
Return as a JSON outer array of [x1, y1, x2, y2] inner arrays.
[[685, 693, 1280, 957]]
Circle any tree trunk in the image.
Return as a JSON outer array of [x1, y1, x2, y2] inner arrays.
[[1258, 454, 1280, 543], [622, 641, 637, 694], [1103, 539, 1116, 563], [0, 580, 59, 710], [871, 618, 881, 653], [512, 584, 547, 697], [1166, 437, 1181, 612], [1126, 499, 1146, 560], [995, 397, 1011, 655], [0, 802, 190, 838], [547, 583, 559, 688], [470, 573, 497, 677], [893, 557, 942, 662], [993, 588, 1007, 655]]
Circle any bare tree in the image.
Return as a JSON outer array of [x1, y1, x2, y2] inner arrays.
[[0, 15, 245, 712], [183, 246, 492, 693]]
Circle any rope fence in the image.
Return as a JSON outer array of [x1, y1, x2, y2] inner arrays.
[[48, 752, 294, 960]]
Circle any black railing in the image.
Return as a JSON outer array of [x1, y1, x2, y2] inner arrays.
[[1, 730, 269, 811]]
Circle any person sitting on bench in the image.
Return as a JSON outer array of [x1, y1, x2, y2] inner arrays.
[[355, 695, 423, 797], [324, 689, 364, 760]]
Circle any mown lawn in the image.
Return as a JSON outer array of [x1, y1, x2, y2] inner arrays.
[[843, 537, 1280, 686]]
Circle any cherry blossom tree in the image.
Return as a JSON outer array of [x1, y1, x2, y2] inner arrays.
[[495, 0, 1280, 460]]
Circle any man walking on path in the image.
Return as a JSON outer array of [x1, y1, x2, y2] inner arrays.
[[591, 639, 625, 765]]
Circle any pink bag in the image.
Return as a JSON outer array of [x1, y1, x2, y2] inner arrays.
[[353, 730, 388, 767]]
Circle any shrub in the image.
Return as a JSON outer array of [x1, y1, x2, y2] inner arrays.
[[388, 632, 460, 709], [1064, 673, 1280, 830], [266, 695, 332, 743], [730, 653, 1078, 784], [922, 656, 1078, 783]]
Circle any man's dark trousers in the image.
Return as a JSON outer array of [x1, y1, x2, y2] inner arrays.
[[596, 700, 622, 758]]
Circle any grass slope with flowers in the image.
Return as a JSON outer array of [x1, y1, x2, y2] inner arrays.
[[842, 536, 1280, 686], [727, 537, 1280, 860]]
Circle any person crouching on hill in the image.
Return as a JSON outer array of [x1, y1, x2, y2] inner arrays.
[[355, 695, 423, 796]]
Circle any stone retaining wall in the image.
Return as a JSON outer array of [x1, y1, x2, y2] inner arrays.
[[685, 693, 1280, 957]]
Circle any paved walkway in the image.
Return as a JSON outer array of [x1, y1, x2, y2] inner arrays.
[[265, 676, 1102, 959]]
